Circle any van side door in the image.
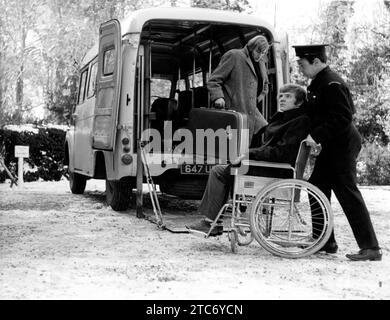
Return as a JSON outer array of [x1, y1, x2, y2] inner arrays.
[[279, 33, 290, 84], [93, 19, 122, 150]]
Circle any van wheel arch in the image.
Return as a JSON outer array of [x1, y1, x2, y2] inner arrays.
[[64, 142, 69, 166], [94, 151, 107, 179], [69, 170, 87, 194]]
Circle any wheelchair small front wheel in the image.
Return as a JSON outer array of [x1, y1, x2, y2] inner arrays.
[[250, 179, 333, 259], [237, 230, 254, 246], [234, 207, 254, 246]]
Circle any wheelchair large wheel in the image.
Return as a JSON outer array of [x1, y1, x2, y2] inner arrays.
[[249, 179, 333, 259]]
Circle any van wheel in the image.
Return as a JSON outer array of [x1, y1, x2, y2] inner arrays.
[[69, 170, 87, 194], [106, 180, 133, 211]]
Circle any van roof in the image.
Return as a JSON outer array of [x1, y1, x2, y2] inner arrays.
[[121, 7, 275, 34], [81, 7, 275, 66]]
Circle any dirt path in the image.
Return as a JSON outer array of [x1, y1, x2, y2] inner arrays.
[[0, 180, 389, 299]]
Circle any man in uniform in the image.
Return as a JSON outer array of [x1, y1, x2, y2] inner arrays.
[[294, 44, 382, 261], [207, 35, 270, 143]]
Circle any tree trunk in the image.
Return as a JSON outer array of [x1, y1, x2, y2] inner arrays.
[[0, 49, 3, 109], [0, 17, 3, 110], [92, 0, 97, 27], [16, 26, 26, 110]]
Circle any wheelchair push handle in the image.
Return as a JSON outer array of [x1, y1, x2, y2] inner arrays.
[[301, 138, 322, 156]]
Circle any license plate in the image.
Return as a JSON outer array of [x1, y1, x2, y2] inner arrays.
[[180, 164, 214, 175]]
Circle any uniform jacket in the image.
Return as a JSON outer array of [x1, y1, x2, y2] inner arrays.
[[307, 66, 362, 172], [207, 46, 268, 139], [248, 107, 311, 166]]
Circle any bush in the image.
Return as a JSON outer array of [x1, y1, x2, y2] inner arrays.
[[357, 142, 390, 185], [0, 170, 6, 183], [0, 125, 68, 183]]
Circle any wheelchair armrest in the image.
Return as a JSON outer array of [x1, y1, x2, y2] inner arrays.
[[241, 159, 294, 170]]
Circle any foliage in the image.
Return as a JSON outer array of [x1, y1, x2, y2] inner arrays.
[[0, 126, 67, 182], [288, 1, 390, 185], [0, 0, 45, 125], [357, 142, 390, 185], [0, 0, 160, 126], [291, 2, 354, 86], [348, 6, 390, 146], [291, 1, 390, 144], [313, 1, 354, 72], [191, 0, 251, 12], [352, 84, 390, 146]]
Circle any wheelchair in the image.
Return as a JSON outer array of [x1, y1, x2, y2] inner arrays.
[[204, 141, 333, 259]]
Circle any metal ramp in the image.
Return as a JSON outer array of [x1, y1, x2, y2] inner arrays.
[[139, 141, 192, 234]]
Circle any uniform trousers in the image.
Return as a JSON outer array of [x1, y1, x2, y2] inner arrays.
[[309, 164, 380, 250]]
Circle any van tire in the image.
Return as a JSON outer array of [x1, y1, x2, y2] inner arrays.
[[69, 171, 87, 194], [106, 180, 133, 211]]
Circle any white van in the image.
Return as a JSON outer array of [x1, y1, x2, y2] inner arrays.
[[64, 7, 289, 211]]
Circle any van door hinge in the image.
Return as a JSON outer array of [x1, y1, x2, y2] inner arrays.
[[117, 124, 132, 131]]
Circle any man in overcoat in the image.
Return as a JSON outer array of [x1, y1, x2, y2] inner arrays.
[[294, 44, 382, 261], [207, 35, 269, 142]]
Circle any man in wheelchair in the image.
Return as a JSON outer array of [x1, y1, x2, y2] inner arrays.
[[187, 84, 311, 236]]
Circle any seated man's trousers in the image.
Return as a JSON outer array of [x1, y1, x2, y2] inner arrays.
[[198, 165, 232, 221]]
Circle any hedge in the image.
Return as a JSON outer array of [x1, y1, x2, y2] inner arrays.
[[0, 125, 68, 183], [357, 142, 390, 185]]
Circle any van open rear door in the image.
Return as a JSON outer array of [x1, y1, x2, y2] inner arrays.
[[92, 19, 122, 150], [279, 33, 290, 83]]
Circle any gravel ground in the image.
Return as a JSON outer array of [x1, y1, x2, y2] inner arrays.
[[0, 179, 389, 300]]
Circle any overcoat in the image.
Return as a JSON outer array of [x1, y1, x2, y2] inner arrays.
[[249, 108, 311, 166], [207, 46, 268, 139]]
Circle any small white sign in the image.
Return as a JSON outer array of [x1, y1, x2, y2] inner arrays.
[[15, 145, 29, 158]]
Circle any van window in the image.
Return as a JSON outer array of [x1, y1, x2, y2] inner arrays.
[[87, 62, 98, 98], [177, 79, 186, 91], [151, 78, 171, 103], [78, 69, 88, 104], [189, 72, 203, 88], [103, 47, 115, 76]]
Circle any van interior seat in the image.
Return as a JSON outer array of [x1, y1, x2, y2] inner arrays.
[[193, 86, 209, 109], [172, 88, 209, 130], [150, 97, 177, 133], [176, 90, 193, 119]]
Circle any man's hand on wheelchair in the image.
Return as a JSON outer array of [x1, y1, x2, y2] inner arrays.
[[304, 134, 322, 156], [230, 154, 246, 167], [213, 97, 226, 109]]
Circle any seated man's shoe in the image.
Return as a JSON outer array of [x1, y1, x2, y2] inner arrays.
[[186, 219, 223, 237], [318, 242, 338, 254], [346, 248, 382, 261], [205, 217, 223, 225]]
